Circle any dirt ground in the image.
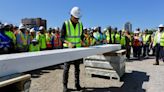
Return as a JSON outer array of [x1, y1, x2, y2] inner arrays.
[[28, 56, 164, 92]]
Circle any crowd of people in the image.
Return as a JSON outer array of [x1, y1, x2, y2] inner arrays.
[[0, 21, 160, 60], [1, 6, 164, 92]]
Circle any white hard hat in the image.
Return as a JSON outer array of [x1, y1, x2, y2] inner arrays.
[[158, 24, 164, 28], [4, 23, 9, 26], [84, 27, 87, 30], [30, 28, 35, 32], [70, 6, 81, 18], [27, 28, 30, 31], [54, 27, 59, 30], [39, 26, 44, 30], [104, 28, 107, 31], [19, 24, 26, 30], [134, 31, 139, 34]]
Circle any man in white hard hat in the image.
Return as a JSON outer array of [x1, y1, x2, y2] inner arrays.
[[153, 24, 164, 65], [15, 24, 28, 52], [133, 30, 142, 60], [36, 26, 47, 50], [61, 6, 84, 92]]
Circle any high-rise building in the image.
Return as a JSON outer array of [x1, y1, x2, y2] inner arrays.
[[21, 18, 47, 30], [124, 22, 132, 32]]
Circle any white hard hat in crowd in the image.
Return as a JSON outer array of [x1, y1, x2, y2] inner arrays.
[[4, 23, 9, 26], [158, 24, 164, 28], [27, 28, 30, 31], [39, 26, 44, 30], [70, 6, 81, 18], [94, 27, 97, 30], [134, 31, 139, 34], [83, 27, 87, 30], [19, 24, 26, 30], [103, 28, 107, 31], [30, 28, 35, 33], [54, 27, 59, 30]]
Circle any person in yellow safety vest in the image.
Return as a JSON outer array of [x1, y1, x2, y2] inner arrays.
[[45, 29, 53, 49], [4, 23, 16, 51], [83, 28, 90, 47], [93, 27, 101, 45], [29, 28, 40, 52], [36, 26, 47, 51], [15, 24, 28, 52], [105, 26, 113, 44], [142, 29, 151, 57], [89, 31, 96, 46], [61, 6, 85, 92], [112, 27, 120, 44], [153, 24, 164, 65]]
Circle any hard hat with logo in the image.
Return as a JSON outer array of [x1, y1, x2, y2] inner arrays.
[[70, 6, 81, 18]]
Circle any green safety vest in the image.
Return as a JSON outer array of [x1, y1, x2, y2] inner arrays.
[[120, 36, 126, 46], [63, 20, 83, 48], [36, 34, 47, 49], [29, 44, 40, 52], [106, 32, 114, 43], [154, 32, 164, 46], [115, 34, 120, 43], [142, 34, 150, 44]]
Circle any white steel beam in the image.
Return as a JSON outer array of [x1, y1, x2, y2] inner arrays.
[[0, 44, 121, 77]]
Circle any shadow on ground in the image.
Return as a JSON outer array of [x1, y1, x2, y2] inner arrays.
[[26, 64, 63, 78], [70, 71, 149, 92]]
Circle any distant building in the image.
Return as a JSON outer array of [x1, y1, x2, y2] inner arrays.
[[124, 22, 132, 32], [21, 18, 47, 30]]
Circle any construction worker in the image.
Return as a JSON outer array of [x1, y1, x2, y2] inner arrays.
[[4, 23, 16, 52], [142, 29, 151, 57], [89, 31, 96, 46], [113, 27, 120, 44], [132, 30, 142, 60], [46, 28, 53, 49], [52, 27, 62, 49], [61, 6, 84, 92], [83, 28, 90, 47], [93, 27, 101, 45], [120, 30, 126, 49], [105, 26, 113, 44], [153, 24, 164, 65], [36, 26, 47, 51], [29, 28, 40, 52], [0, 23, 12, 54], [15, 24, 28, 52]]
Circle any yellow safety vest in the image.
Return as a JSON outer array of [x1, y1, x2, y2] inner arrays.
[[154, 32, 164, 46], [63, 20, 83, 48], [142, 34, 150, 44]]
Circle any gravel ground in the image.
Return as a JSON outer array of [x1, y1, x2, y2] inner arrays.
[[29, 56, 164, 92]]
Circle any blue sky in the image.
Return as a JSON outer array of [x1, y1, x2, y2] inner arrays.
[[0, 0, 163, 30]]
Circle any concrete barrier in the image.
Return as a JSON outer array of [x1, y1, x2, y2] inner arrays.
[[84, 49, 126, 80]]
